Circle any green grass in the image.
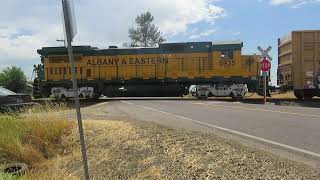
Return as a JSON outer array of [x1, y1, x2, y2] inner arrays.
[[0, 172, 18, 180]]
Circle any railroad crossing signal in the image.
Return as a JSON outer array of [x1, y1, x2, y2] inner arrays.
[[257, 46, 272, 104], [257, 46, 272, 61]]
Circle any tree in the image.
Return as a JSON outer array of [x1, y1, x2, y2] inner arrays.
[[126, 12, 166, 47], [0, 66, 27, 93]]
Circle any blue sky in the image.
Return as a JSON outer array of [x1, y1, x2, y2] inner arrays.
[[0, 0, 319, 84]]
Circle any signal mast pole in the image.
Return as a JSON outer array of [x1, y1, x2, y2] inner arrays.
[[263, 72, 267, 104], [258, 46, 272, 105], [62, 0, 90, 179]]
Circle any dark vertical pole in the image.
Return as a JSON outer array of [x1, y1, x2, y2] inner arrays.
[[62, 1, 90, 180]]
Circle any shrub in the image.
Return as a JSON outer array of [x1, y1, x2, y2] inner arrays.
[[0, 66, 27, 93]]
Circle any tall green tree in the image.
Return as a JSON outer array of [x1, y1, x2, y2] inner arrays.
[[0, 66, 27, 93], [126, 12, 166, 47]]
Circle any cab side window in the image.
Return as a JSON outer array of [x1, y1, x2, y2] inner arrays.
[[221, 50, 234, 59]]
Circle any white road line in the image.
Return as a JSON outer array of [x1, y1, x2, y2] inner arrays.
[[194, 102, 206, 105], [121, 100, 320, 158], [121, 100, 134, 105], [194, 102, 320, 118]]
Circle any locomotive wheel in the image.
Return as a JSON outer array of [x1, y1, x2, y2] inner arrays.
[[294, 90, 304, 100]]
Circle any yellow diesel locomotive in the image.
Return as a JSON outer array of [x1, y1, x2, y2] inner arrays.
[[34, 41, 260, 98]]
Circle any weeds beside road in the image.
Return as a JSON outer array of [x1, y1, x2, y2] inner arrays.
[[34, 120, 320, 179], [0, 103, 75, 179]]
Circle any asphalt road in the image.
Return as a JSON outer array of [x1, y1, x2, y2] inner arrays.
[[82, 99, 320, 165]]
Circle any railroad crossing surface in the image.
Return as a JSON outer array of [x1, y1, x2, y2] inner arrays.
[[82, 100, 320, 165]]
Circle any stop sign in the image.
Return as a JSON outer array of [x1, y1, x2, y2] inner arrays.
[[260, 58, 271, 72]]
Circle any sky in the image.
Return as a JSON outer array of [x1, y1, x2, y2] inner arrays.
[[0, 0, 319, 85]]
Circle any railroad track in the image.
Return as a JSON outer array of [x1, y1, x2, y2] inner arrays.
[[32, 97, 320, 108]]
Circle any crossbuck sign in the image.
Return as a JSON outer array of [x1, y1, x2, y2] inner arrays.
[[257, 46, 272, 61]]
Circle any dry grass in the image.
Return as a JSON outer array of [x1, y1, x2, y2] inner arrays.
[[271, 91, 296, 99], [0, 103, 74, 169], [248, 91, 296, 99], [29, 120, 320, 179]]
